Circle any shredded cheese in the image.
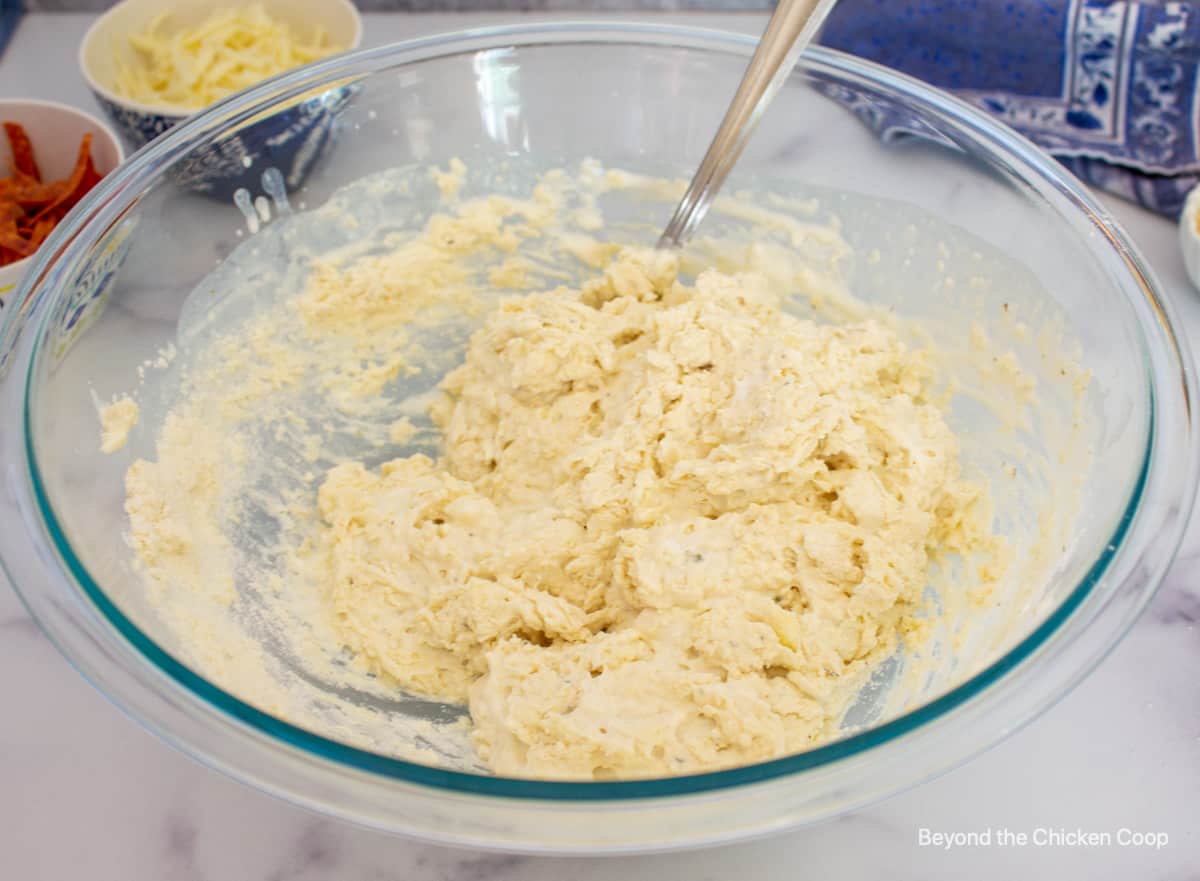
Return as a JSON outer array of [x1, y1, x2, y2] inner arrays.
[[113, 4, 341, 110]]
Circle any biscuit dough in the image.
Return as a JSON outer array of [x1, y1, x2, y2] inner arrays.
[[99, 395, 139, 454], [119, 165, 1043, 782], [317, 246, 994, 779]]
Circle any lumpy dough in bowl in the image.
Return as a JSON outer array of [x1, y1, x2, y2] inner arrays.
[[120, 164, 1027, 782], [316, 247, 998, 779]]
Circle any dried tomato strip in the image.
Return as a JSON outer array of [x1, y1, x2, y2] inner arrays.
[[0, 202, 35, 258], [4, 122, 41, 182], [24, 216, 57, 248], [30, 134, 94, 225], [0, 125, 106, 266], [13, 180, 66, 211]]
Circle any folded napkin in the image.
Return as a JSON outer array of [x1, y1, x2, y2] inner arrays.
[[818, 0, 1200, 216]]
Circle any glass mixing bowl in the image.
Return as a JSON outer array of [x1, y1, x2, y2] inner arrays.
[[0, 24, 1195, 854]]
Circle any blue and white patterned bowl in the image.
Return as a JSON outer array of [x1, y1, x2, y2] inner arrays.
[[89, 84, 356, 200], [79, 0, 361, 199]]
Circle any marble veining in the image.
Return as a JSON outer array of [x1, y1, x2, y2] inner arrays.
[[260, 821, 344, 881], [0, 11, 1197, 881], [161, 812, 205, 881], [1154, 552, 1200, 626]]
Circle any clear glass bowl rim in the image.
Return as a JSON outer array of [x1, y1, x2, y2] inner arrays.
[[9, 21, 1197, 804]]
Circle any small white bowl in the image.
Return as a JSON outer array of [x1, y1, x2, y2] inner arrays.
[[79, 0, 363, 148], [1180, 185, 1200, 292], [0, 99, 125, 308]]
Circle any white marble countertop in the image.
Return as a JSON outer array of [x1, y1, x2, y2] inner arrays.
[[2, 11, 1199, 880]]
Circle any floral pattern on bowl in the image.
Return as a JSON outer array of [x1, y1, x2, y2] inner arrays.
[[90, 92, 179, 147], [91, 86, 353, 201], [47, 213, 138, 367], [0, 213, 138, 377]]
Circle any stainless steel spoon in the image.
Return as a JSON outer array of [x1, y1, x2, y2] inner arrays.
[[658, 0, 840, 249]]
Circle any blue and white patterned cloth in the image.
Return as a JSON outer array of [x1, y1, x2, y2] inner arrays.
[[0, 0, 22, 58], [818, 0, 1200, 216]]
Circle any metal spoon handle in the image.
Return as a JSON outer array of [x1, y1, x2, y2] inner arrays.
[[657, 0, 839, 249]]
